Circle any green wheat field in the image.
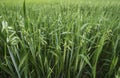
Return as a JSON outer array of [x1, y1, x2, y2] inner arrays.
[[0, 0, 120, 78]]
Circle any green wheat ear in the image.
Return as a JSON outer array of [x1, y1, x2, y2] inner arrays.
[[23, 0, 28, 30], [23, 0, 26, 17]]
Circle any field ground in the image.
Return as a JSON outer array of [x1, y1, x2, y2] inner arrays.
[[0, 0, 120, 78]]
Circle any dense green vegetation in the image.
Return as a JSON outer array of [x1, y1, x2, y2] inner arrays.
[[0, 0, 120, 78]]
